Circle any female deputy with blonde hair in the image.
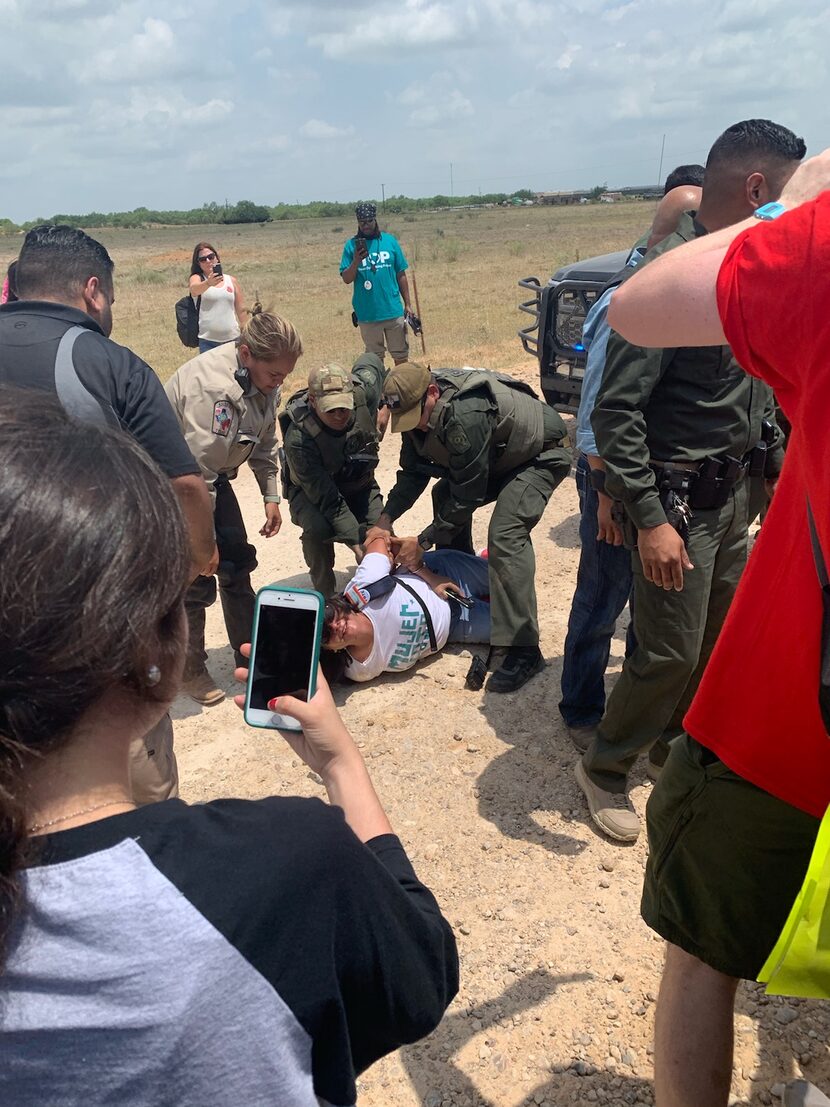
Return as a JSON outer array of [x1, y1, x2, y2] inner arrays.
[[0, 386, 457, 1105], [165, 310, 303, 706]]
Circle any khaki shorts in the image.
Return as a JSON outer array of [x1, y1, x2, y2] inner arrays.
[[129, 714, 179, 805], [641, 733, 819, 980], [358, 317, 408, 362]]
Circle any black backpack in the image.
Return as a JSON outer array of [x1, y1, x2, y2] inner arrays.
[[175, 294, 200, 348]]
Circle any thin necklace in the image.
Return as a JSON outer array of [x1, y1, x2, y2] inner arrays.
[[28, 799, 136, 834]]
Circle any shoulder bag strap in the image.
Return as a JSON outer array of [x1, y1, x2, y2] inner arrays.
[[393, 578, 438, 653]]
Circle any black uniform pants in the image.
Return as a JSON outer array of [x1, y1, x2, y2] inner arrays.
[[184, 477, 257, 679]]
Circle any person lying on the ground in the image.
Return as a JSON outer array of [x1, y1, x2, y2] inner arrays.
[[321, 534, 491, 682], [0, 388, 458, 1107]]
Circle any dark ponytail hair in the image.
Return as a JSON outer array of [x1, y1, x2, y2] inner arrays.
[[0, 387, 190, 970]]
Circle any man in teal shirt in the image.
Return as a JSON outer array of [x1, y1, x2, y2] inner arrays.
[[340, 202, 412, 365]]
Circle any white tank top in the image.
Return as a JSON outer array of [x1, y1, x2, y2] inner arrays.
[[197, 276, 239, 342]]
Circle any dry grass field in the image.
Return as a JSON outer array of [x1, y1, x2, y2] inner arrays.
[[0, 201, 654, 383]]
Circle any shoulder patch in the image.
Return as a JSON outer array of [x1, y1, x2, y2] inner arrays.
[[212, 400, 233, 437], [446, 422, 471, 452]]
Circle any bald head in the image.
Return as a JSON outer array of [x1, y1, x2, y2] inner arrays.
[[647, 185, 703, 250]]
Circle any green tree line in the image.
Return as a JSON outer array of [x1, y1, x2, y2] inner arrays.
[[0, 191, 535, 233]]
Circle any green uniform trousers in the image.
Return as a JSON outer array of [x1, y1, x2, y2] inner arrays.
[[433, 436, 571, 649], [289, 481, 383, 597], [584, 477, 749, 792]]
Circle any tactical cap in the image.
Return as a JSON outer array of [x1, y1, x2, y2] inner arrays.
[[383, 362, 432, 433], [308, 363, 355, 413]]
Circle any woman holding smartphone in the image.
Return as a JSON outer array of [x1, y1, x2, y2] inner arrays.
[[0, 386, 458, 1107], [188, 241, 245, 352]]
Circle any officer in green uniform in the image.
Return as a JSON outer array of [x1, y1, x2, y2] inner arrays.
[[281, 354, 386, 596], [575, 118, 804, 843], [373, 362, 571, 693]]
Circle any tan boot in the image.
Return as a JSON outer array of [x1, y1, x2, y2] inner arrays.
[[182, 670, 225, 707], [575, 759, 640, 843]]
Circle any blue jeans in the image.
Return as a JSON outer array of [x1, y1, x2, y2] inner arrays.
[[198, 338, 225, 354], [559, 456, 635, 727], [423, 551, 491, 644]]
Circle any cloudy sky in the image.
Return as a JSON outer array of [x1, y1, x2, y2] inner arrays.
[[1, 0, 827, 221]]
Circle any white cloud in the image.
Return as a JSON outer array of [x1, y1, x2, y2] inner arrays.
[[119, 91, 234, 125], [306, 0, 470, 57], [79, 18, 179, 84], [299, 118, 355, 139], [396, 72, 475, 128], [555, 44, 582, 70]]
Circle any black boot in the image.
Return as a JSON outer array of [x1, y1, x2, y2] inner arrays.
[[487, 646, 545, 693]]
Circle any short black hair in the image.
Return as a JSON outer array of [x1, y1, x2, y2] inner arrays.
[[664, 164, 706, 194], [706, 119, 806, 171], [15, 224, 114, 301]]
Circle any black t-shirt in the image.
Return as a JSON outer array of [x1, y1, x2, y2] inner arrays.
[[0, 301, 199, 478], [1, 797, 458, 1106]]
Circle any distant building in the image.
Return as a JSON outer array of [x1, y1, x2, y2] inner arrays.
[[534, 190, 592, 206]]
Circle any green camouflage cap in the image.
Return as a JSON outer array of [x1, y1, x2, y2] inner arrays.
[[307, 363, 355, 413], [382, 362, 432, 432]]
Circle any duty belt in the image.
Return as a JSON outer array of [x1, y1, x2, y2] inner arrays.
[[650, 450, 756, 511]]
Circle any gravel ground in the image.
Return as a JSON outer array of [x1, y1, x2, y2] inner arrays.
[[172, 366, 830, 1106]]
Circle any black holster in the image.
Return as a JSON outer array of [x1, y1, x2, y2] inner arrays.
[[650, 463, 695, 545], [687, 456, 743, 511]]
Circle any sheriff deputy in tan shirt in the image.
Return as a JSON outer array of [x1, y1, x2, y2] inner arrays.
[[165, 310, 303, 706]]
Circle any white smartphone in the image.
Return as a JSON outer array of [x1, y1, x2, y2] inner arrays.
[[244, 586, 324, 731]]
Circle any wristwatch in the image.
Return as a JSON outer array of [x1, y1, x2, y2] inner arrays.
[[263, 494, 282, 505], [753, 202, 787, 222]]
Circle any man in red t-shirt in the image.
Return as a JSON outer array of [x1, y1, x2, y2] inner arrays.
[[608, 152, 830, 1107]]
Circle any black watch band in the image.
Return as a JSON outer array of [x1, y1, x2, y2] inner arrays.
[[588, 468, 607, 495]]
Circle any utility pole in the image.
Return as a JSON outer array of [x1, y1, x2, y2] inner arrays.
[[381, 183, 386, 211], [657, 133, 666, 190], [450, 162, 454, 199]]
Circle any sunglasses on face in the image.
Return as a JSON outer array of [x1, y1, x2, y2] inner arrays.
[[198, 252, 217, 263]]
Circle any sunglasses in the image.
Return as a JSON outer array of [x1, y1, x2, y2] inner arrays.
[[198, 252, 217, 263]]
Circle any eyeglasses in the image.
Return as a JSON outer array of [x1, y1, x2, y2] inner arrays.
[[198, 252, 217, 263]]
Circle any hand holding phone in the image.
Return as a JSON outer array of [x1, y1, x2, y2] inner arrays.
[[212, 262, 224, 277], [236, 647, 361, 776], [354, 236, 368, 261], [244, 587, 324, 731], [235, 645, 393, 843]]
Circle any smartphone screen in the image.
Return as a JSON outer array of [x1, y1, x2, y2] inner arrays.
[[249, 604, 317, 709]]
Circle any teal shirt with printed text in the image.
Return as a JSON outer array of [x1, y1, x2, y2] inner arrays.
[[340, 232, 408, 323]]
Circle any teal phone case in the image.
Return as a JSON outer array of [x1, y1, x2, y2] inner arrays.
[[244, 585, 324, 731]]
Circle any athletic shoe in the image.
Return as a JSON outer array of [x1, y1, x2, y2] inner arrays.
[[487, 646, 545, 693], [575, 759, 640, 843]]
